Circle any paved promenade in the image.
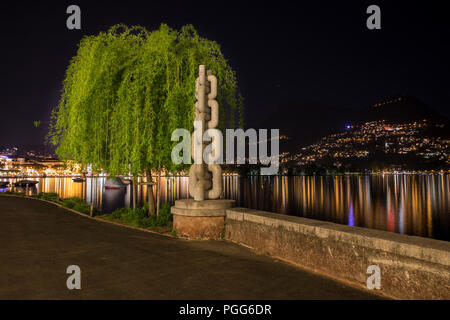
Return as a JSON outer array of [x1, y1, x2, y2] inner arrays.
[[0, 196, 379, 299]]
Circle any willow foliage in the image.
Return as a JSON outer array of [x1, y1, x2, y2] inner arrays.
[[49, 24, 242, 176]]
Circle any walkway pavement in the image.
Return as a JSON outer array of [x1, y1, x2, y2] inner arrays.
[[0, 196, 379, 299]]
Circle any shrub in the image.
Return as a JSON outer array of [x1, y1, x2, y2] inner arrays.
[[121, 208, 147, 226], [62, 197, 98, 215], [34, 192, 60, 202], [61, 198, 81, 209], [73, 203, 90, 215], [106, 203, 173, 228], [141, 215, 157, 228], [157, 203, 173, 226], [109, 208, 127, 219]]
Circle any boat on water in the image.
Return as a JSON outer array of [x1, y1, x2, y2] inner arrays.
[[104, 177, 127, 190], [72, 177, 85, 183], [118, 176, 131, 185], [105, 186, 122, 190], [13, 180, 39, 187]]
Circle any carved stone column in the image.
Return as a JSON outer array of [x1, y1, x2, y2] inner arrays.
[[171, 65, 235, 239]]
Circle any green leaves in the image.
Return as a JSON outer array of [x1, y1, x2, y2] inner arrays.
[[49, 24, 241, 176]]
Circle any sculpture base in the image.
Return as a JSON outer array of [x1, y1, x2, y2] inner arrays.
[[171, 199, 235, 240]]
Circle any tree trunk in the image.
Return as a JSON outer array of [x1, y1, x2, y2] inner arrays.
[[156, 162, 161, 220], [132, 177, 137, 209], [146, 169, 155, 216], [90, 202, 94, 217]]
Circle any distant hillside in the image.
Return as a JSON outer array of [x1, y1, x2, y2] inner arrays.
[[274, 96, 450, 171], [0, 144, 56, 158], [258, 96, 449, 154]]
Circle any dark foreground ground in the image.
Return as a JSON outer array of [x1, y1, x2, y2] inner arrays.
[[0, 196, 380, 299]]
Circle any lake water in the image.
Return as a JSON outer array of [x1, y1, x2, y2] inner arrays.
[[1, 174, 449, 241]]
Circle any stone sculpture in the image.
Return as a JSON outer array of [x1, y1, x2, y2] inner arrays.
[[189, 65, 222, 201], [171, 65, 235, 239]]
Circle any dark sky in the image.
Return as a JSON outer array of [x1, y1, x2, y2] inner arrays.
[[0, 0, 449, 146]]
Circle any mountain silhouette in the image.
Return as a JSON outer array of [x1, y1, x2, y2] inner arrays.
[[365, 96, 446, 123], [257, 96, 449, 153]]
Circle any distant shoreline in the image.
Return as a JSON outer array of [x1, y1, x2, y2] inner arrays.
[[0, 171, 449, 179]]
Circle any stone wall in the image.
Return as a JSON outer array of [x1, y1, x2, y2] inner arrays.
[[225, 208, 450, 300]]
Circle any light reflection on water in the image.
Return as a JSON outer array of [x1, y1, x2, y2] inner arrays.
[[1, 174, 448, 241], [242, 175, 449, 241]]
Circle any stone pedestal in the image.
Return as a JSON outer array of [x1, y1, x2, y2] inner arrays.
[[171, 199, 235, 239]]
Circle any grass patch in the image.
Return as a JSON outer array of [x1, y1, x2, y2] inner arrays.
[[61, 197, 99, 216], [102, 202, 173, 233], [31, 192, 60, 203]]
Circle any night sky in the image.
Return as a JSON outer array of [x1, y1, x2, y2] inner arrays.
[[1, 0, 449, 147]]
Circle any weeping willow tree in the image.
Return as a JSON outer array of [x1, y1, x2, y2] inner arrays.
[[48, 24, 243, 216]]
